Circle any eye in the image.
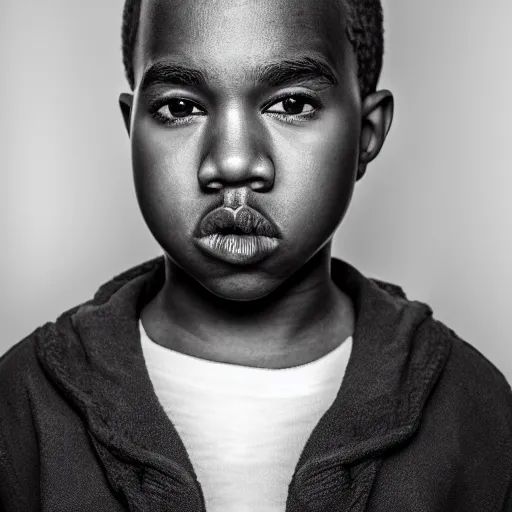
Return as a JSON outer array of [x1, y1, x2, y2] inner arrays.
[[155, 98, 204, 121], [265, 95, 316, 116]]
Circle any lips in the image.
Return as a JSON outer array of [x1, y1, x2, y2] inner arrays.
[[193, 205, 281, 265], [196, 205, 281, 239]]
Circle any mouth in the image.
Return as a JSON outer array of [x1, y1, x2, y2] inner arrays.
[[194, 233, 279, 265], [193, 205, 281, 265]]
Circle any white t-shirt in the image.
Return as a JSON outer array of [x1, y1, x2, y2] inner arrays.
[[140, 320, 352, 512]]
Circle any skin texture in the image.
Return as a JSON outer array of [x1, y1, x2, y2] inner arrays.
[[119, 0, 394, 368]]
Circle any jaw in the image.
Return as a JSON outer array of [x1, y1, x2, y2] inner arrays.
[[161, 239, 334, 304]]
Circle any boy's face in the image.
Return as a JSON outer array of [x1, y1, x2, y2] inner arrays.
[[121, 0, 391, 301]]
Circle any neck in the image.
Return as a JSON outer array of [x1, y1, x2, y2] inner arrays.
[[141, 245, 354, 368]]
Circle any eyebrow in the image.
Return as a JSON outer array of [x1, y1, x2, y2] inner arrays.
[[140, 62, 208, 90], [140, 56, 338, 92], [254, 56, 339, 89]]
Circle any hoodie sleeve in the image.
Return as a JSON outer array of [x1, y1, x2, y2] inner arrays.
[[0, 428, 23, 511], [500, 370, 512, 511], [0, 337, 42, 512], [504, 415, 512, 511], [503, 479, 512, 511]]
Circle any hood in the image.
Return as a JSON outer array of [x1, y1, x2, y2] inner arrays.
[[35, 256, 452, 511]]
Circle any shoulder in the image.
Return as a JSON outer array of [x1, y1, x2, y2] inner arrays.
[[0, 327, 51, 508], [377, 313, 512, 507], [0, 256, 164, 380], [372, 274, 512, 427], [443, 322, 511, 415], [0, 324, 60, 431], [0, 319, 78, 436], [425, 321, 512, 505], [421, 317, 512, 442], [0, 327, 43, 395]]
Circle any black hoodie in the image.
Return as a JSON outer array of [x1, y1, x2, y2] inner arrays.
[[1, 256, 511, 511]]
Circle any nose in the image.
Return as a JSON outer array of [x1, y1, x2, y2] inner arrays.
[[197, 105, 275, 193]]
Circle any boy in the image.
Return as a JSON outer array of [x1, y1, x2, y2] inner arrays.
[[1, 0, 511, 510]]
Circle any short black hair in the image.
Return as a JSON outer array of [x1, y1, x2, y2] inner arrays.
[[121, 0, 384, 99]]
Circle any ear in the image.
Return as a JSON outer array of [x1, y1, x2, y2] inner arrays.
[[356, 90, 394, 181], [119, 93, 134, 136]]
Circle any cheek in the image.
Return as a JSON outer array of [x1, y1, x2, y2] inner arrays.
[[273, 113, 360, 238], [130, 119, 201, 238]]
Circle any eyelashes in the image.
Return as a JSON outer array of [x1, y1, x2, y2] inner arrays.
[[151, 98, 205, 126], [148, 93, 322, 127], [263, 94, 319, 123]]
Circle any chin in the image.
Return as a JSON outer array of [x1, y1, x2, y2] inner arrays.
[[198, 273, 283, 302]]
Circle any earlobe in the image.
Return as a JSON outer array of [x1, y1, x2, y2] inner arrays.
[[356, 90, 394, 180], [119, 93, 134, 136]]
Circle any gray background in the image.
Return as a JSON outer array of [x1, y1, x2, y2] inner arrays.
[[1, 0, 511, 381]]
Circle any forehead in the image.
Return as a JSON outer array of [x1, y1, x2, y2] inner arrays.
[[133, 0, 351, 86]]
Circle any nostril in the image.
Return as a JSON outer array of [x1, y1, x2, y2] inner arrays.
[[250, 180, 268, 191], [206, 181, 223, 190]]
